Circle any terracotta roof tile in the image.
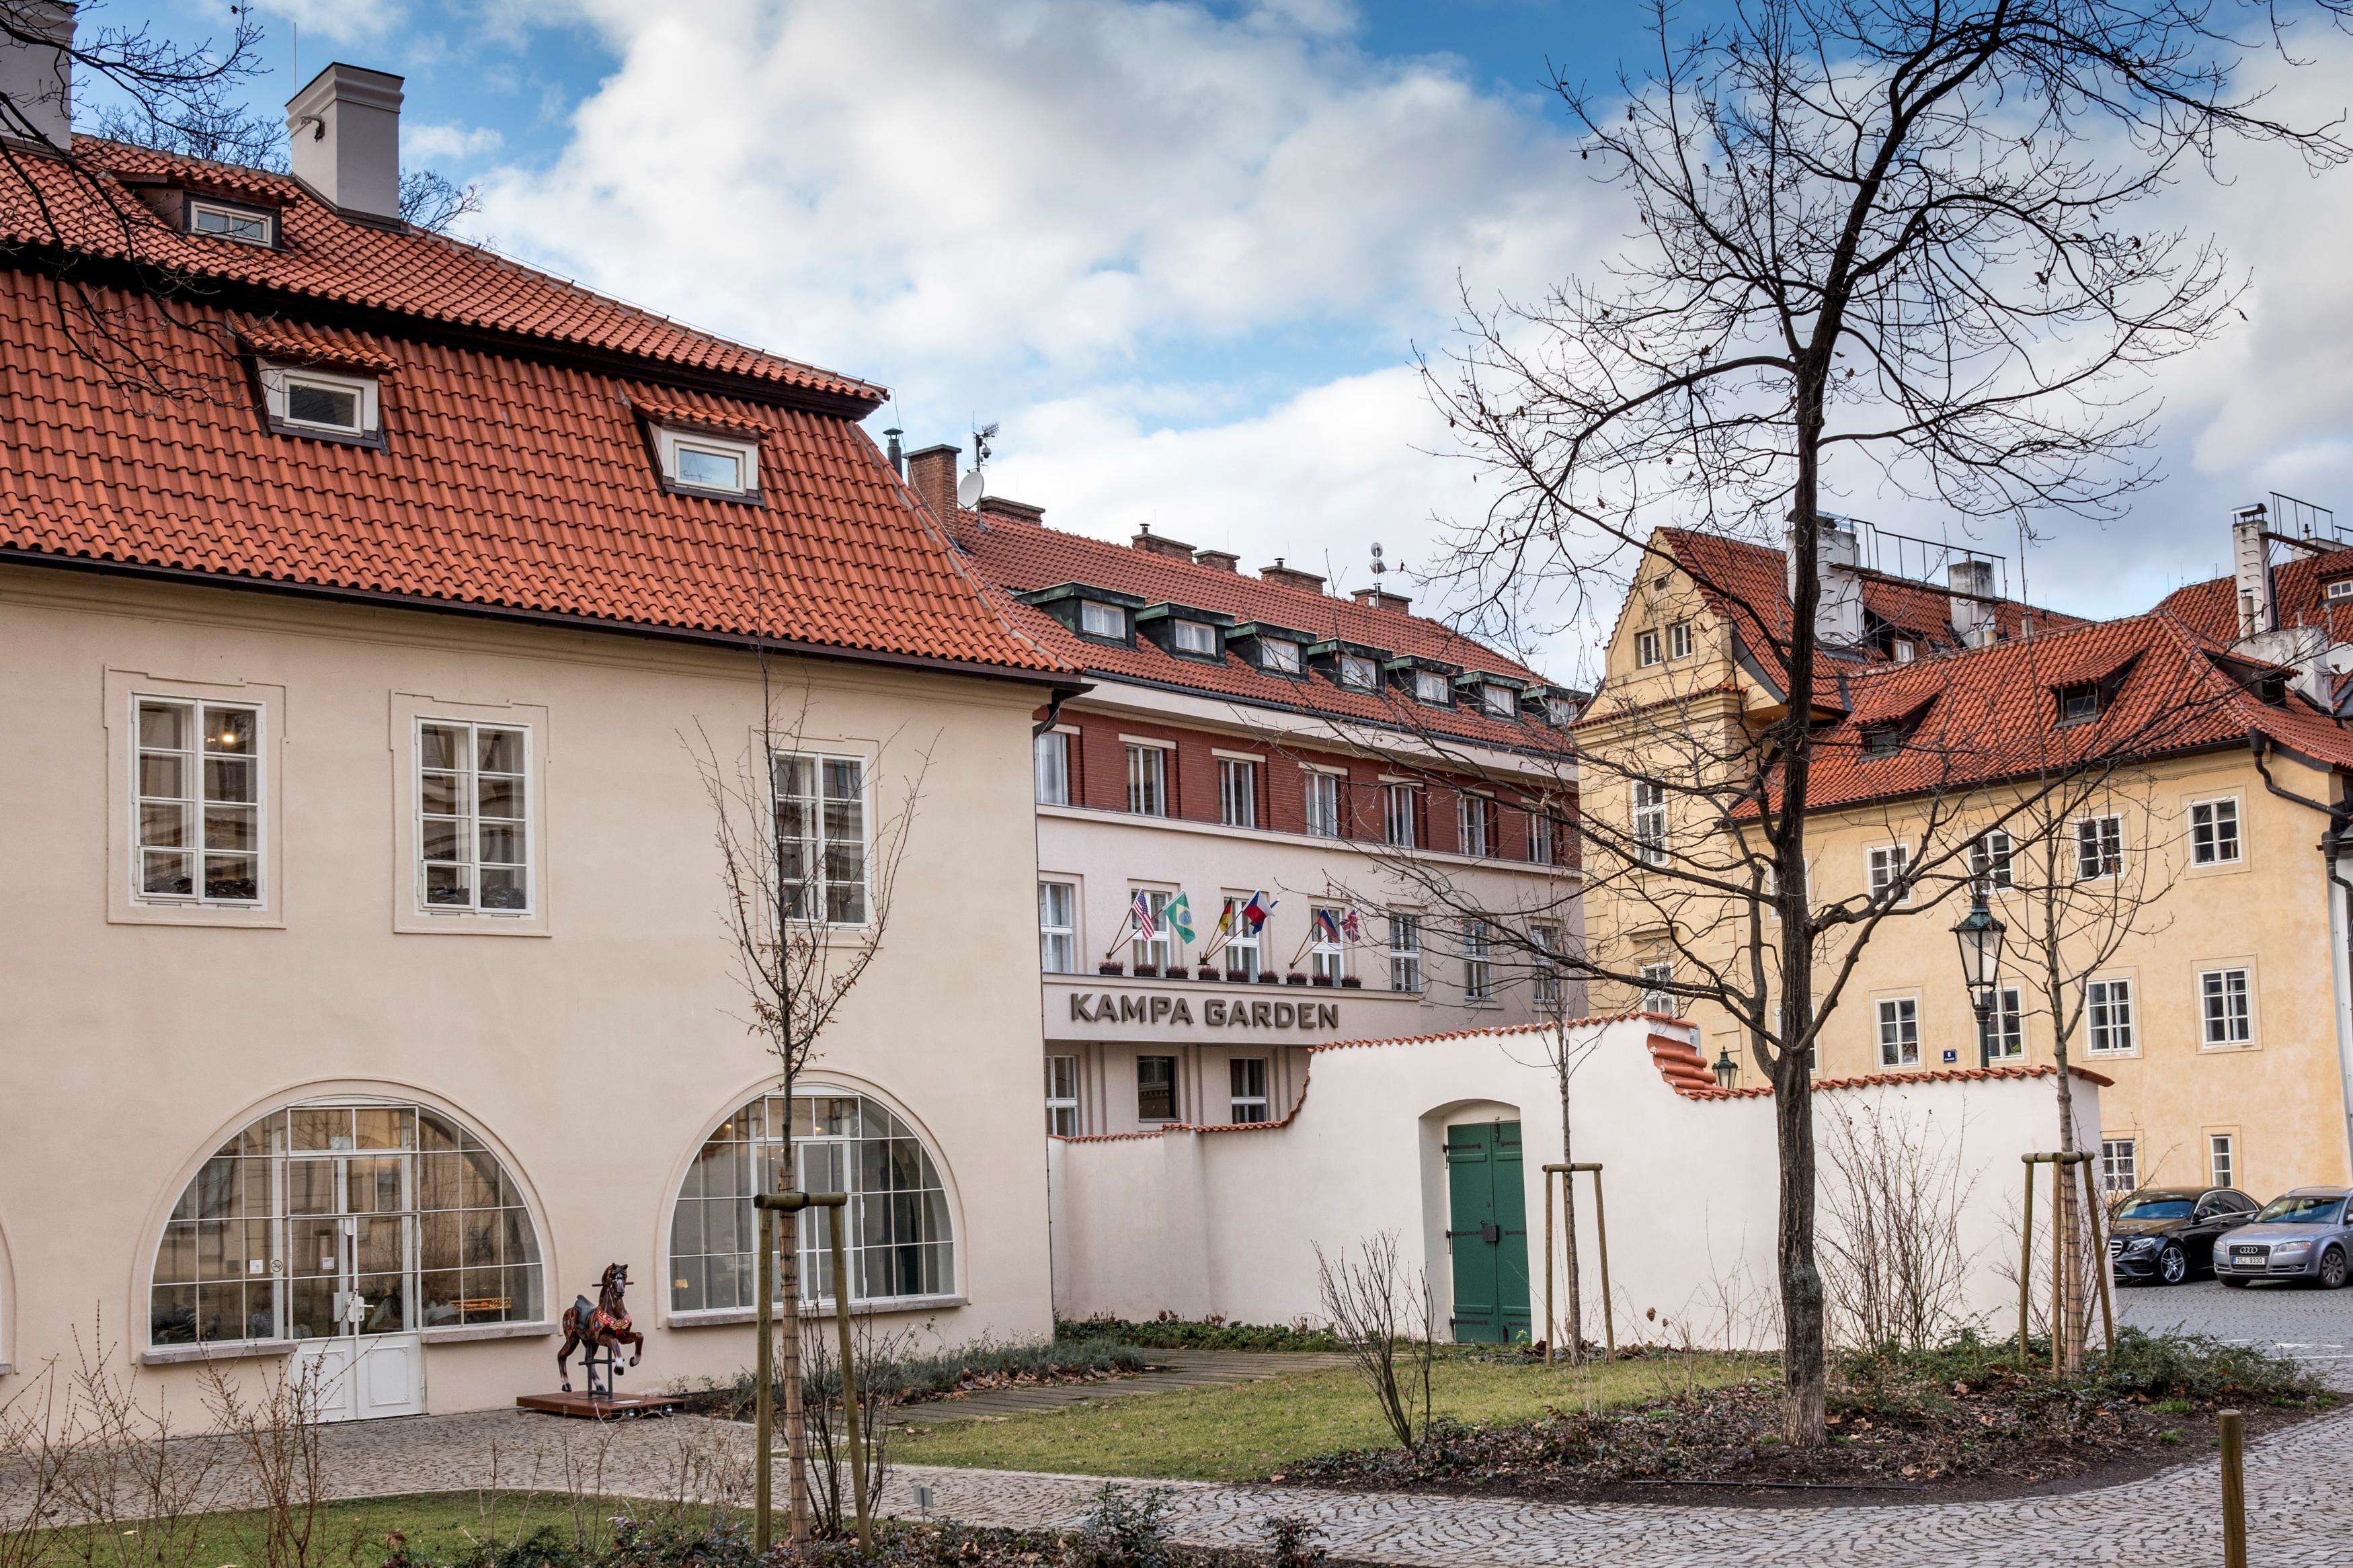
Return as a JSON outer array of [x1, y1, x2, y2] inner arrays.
[[2158, 542, 2353, 643]]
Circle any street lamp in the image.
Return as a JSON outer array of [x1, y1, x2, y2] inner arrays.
[[1951, 892, 2007, 1064], [1712, 1045, 1739, 1089]]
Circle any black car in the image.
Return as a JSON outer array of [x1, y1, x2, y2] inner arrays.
[[2108, 1186, 2261, 1284]]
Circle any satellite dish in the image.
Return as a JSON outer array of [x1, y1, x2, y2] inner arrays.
[[956, 468, 986, 508]]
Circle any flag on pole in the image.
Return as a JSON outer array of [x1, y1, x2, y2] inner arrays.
[[1314, 908, 1343, 942], [1240, 891, 1276, 931], [1166, 892, 1197, 946], [1131, 889, 1156, 940], [1340, 908, 1363, 942]]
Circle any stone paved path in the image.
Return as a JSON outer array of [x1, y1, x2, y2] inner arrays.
[[890, 1349, 1347, 1426]]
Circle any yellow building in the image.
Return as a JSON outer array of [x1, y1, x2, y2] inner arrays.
[[1577, 513, 2353, 1200]]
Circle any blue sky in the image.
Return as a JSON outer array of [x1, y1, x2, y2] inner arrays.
[[106, 1, 2353, 681]]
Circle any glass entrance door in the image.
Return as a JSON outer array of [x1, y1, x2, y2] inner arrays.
[[286, 1153, 424, 1420]]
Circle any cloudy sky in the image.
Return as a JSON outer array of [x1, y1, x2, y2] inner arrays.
[[118, 0, 2353, 683]]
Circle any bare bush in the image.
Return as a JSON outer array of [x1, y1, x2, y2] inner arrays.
[[1818, 1100, 1979, 1351], [798, 1315, 897, 1538], [1312, 1233, 1433, 1452], [195, 1359, 331, 1568]]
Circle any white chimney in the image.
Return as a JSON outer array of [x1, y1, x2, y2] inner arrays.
[[286, 63, 404, 222], [0, 1, 75, 151], [1948, 557, 1998, 649], [2232, 503, 2274, 639], [1786, 515, 1864, 647]]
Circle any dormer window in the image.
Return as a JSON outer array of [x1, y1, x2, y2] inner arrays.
[[188, 198, 274, 247], [654, 426, 761, 500], [1172, 619, 1218, 657], [257, 361, 379, 444], [1260, 638, 1303, 675], [2057, 684, 2102, 723], [1413, 669, 1450, 704], [1339, 654, 1378, 690], [1482, 684, 1517, 717], [1080, 601, 1127, 639], [2327, 578, 2353, 603]]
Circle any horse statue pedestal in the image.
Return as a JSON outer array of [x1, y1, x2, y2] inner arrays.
[[517, 1262, 682, 1421]]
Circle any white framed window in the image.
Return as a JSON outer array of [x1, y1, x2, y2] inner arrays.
[[417, 719, 531, 914], [2190, 797, 2241, 866], [259, 361, 378, 440], [1457, 794, 1491, 857], [2327, 578, 2353, 603], [2200, 967, 2252, 1046], [1080, 600, 1126, 639], [1482, 684, 1517, 716], [134, 697, 262, 905], [1220, 895, 1263, 979], [1339, 653, 1379, 690], [1228, 1058, 1269, 1124], [1136, 1055, 1179, 1123], [1039, 880, 1076, 973], [1876, 997, 1921, 1067], [1171, 618, 1218, 656], [2101, 1137, 2138, 1196], [1218, 757, 1259, 828], [2074, 815, 2123, 880], [770, 752, 868, 924], [1981, 985, 2024, 1060], [188, 198, 274, 245], [1463, 919, 1493, 1001], [1412, 669, 1450, 703], [1632, 780, 1667, 866], [2208, 1132, 2235, 1190], [1867, 843, 1911, 905], [1531, 923, 1564, 1007], [1129, 888, 1177, 973], [651, 425, 760, 497], [1125, 743, 1168, 817], [1529, 813, 1560, 866], [1634, 629, 1662, 667], [1387, 912, 1421, 992], [1033, 731, 1070, 806], [1970, 830, 2013, 894], [1259, 638, 1303, 675], [1667, 620, 1692, 659], [1892, 639, 1916, 663], [1045, 1057, 1080, 1137], [2086, 977, 2135, 1055], [1309, 905, 1347, 982], [1304, 769, 1342, 839], [1639, 961, 1673, 1017], [1384, 782, 1420, 848]]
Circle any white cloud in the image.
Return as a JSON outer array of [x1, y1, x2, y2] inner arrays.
[[404, 121, 504, 163], [257, 0, 408, 46]]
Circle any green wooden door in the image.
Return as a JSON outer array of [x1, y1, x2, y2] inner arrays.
[[1445, 1120, 1531, 1344]]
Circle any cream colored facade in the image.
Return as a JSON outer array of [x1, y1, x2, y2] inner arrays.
[[1579, 542, 2353, 1201], [0, 565, 1053, 1413]]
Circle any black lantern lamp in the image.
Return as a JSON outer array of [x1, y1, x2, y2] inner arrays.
[[1951, 892, 2007, 1059], [1712, 1045, 1739, 1089]]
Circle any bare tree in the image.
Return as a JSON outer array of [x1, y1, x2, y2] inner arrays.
[[1312, 1232, 1435, 1452], [1419, 0, 2346, 1444], [688, 684, 928, 1542], [1817, 1094, 1980, 1350]]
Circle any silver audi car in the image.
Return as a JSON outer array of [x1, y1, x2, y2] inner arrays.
[[2212, 1187, 2353, 1288]]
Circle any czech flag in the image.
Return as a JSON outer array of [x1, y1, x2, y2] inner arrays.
[[1240, 891, 1275, 931]]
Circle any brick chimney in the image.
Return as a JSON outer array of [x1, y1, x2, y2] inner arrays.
[[1193, 549, 1240, 573], [1131, 527, 1195, 563], [906, 443, 959, 524], [0, 1, 74, 151], [1261, 558, 1325, 593], [1351, 585, 1412, 613], [286, 63, 405, 222], [979, 495, 1045, 526]]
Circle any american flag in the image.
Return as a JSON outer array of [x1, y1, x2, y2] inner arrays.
[[1131, 889, 1156, 939]]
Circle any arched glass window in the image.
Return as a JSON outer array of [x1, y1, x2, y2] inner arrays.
[[150, 1102, 545, 1347], [670, 1091, 953, 1313]]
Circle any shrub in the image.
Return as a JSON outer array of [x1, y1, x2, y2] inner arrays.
[[1057, 1315, 1345, 1353]]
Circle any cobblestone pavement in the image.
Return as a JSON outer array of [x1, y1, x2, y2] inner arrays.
[[2116, 1277, 2353, 1377]]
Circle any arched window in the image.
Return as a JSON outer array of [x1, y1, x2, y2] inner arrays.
[[150, 1102, 545, 1348], [670, 1091, 953, 1314]]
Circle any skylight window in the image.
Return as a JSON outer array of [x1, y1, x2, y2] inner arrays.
[[653, 425, 761, 500], [257, 362, 378, 442], [1339, 654, 1378, 690], [1260, 638, 1303, 675], [188, 198, 274, 246], [1172, 619, 1217, 656]]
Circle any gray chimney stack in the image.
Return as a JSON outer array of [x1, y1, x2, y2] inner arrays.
[[2232, 503, 2275, 639], [1786, 515, 1864, 646], [0, 1, 76, 151], [1947, 557, 1998, 648], [286, 63, 405, 222]]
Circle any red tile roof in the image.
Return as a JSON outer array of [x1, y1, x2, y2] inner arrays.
[[2157, 542, 2353, 643], [13, 139, 883, 410], [0, 268, 1066, 673], [951, 509, 1569, 753]]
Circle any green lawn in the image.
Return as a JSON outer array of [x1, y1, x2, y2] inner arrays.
[[20, 1491, 676, 1568], [890, 1352, 1765, 1482]]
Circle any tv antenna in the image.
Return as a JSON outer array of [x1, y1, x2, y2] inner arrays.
[[1369, 542, 1387, 577], [958, 421, 999, 508]]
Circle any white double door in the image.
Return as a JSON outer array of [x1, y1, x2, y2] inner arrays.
[[284, 1153, 426, 1421]]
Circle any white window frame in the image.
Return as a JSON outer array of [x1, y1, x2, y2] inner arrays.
[[1129, 887, 1178, 973], [1080, 600, 1127, 639], [1339, 653, 1379, 690], [1125, 743, 1168, 817], [1970, 829, 2014, 894], [1631, 780, 1667, 866], [415, 717, 534, 917], [1876, 996, 1921, 1067], [769, 751, 871, 926], [1309, 905, 1347, 982], [2199, 966, 2253, 1046], [1218, 757, 1259, 828], [654, 425, 760, 497], [1033, 730, 1071, 806], [188, 198, 274, 245], [1482, 684, 1517, 716], [2074, 814, 2123, 880], [1634, 629, 1662, 667], [1867, 843, 1911, 906], [1412, 669, 1450, 703], [1384, 782, 1420, 848], [1529, 812, 1558, 866], [2327, 577, 2353, 603], [1531, 923, 1564, 1007], [1228, 1057, 1270, 1124], [1038, 880, 1077, 974], [1639, 961, 1674, 1017], [132, 695, 266, 908], [1981, 985, 2024, 1060], [2208, 1132, 2236, 1191], [2100, 1137, 2138, 1196], [1667, 620, 1692, 660], [1171, 618, 1217, 656], [1259, 638, 1303, 675], [1463, 919, 1493, 1001], [1045, 1056, 1080, 1137], [1457, 794, 1491, 857], [1220, 894, 1263, 979], [258, 360, 378, 439], [2085, 977, 2135, 1055], [2189, 796, 2242, 866], [1387, 911, 1422, 992], [1303, 768, 1343, 839]]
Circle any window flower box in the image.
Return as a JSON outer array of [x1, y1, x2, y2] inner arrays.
[[1098, 962, 1125, 977], [1197, 966, 1224, 981], [1131, 962, 1159, 979], [1340, 975, 1364, 989], [1310, 973, 1336, 987], [1285, 973, 1309, 986], [1225, 969, 1250, 983], [1255, 973, 1281, 985]]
